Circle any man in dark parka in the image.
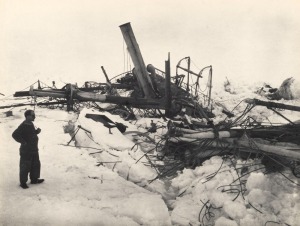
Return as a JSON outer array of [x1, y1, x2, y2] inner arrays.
[[12, 110, 44, 189]]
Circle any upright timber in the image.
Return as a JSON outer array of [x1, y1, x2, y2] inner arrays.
[[119, 22, 156, 99]]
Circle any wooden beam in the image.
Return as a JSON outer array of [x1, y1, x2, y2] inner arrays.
[[0, 101, 67, 109], [165, 53, 172, 117], [119, 22, 155, 98], [101, 66, 111, 84], [74, 90, 161, 108], [245, 98, 300, 112], [14, 86, 163, 109]]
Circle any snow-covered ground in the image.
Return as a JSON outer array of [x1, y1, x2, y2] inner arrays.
[[0, 108, 171, 226], [0, 78, 300, 225]]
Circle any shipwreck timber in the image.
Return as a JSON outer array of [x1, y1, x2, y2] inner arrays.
[[119, 22, 156, 99], [11, 22, 215, 120], [3, 22, 299, 180]]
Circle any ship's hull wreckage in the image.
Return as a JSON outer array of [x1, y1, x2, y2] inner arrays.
[[6, 22, 300, 177]]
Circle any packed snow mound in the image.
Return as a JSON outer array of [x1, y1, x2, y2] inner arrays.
[[169, 156, 300, 225], [0, 108, 172, 226], [267, 77, 299, 100], [76, 108, 135, 150], [211, 77, 300, 125], [277, 77, 295, 100], [290, 78, 300, 99], [65, 108, 170, 199], [221, 77, 300, 100]]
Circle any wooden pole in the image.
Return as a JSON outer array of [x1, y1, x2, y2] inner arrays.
[[119, 22, 155, 98], [207, 67, 213, 107], [245, 98, 300, 112], [181, 131, 233, 139], [18, 87, 163, 109], [235, 139, 300, 161], [101, 66, 111, 84], [74, 90, 161, 108], [0, 101, 67, 109], [187, 57, 190, 92], [177, 65, 200, 77], [165, 53, 172, 117]]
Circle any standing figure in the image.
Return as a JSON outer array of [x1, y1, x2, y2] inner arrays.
[[12, 110, 44, 189]]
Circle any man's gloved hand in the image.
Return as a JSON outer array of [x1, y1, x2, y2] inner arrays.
[[36, 128, 41, 134]]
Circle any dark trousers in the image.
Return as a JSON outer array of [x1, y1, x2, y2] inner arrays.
[[19, 152, 41, 184]]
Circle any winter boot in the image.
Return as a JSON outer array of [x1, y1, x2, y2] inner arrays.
[[20, 183, 29, 189], [31, 179, 44, 184]]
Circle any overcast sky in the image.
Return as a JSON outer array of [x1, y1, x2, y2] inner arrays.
[[1, 0, 299, 95]]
